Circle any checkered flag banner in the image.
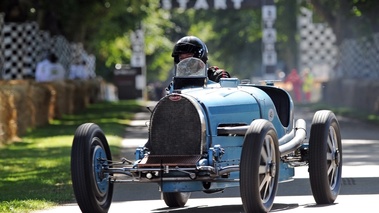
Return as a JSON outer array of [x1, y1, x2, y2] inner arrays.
[[50, 35, 72, 76], [0, 21, 95, 80], [71, 43, 96, 78], [336, 35, 379, 79], [298, 7, 337, 81], [298, 7, 379, 80], [0, 13, 4, 75], [2, 22, 28, 79]]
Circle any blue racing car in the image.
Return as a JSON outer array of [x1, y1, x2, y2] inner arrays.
[[71, 57, 342, 213]]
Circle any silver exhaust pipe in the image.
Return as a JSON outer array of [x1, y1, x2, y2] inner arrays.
[[216, 119, 307, 156], [279, 119, 307, 156]]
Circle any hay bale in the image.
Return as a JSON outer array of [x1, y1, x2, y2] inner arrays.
[[87, 78, 102, 104], [0, 80, 26, 142], [0, 78, 105, 145], [65, 80, 85, 113], [29, 82, 53, 126], [0, 88, 15, 143], [45, 81, 69, 118], [6, 80, 34, 137]]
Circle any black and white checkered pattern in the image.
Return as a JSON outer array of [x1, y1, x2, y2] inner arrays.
[[71, 43, 96, 78], [299, 7, 379, 80], [298, 7, 337, 79], [0, 21, 95, 80], [337, 35, 379, 79], [0, 13, 4, 75], [2, 23, 28, 79], [87, 54, 96, 78], [50, 35, 72, 72], [23, 22, 40, 78]]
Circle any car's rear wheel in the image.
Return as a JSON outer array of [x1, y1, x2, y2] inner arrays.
[[71, 123, 113, 213], [309, 110, 342, 204], [162, 192, 191, 207], [240, 119, 279, 213]]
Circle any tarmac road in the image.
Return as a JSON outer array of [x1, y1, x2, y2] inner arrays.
[[35, 104, 379, 213]]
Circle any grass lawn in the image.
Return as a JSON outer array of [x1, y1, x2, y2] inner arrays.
[[0, 100, 143, 213], [304, 103, 379, 126]]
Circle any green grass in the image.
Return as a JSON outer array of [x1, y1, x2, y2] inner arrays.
[[298, 102, 379, 125], [0, 100, 143, 213]]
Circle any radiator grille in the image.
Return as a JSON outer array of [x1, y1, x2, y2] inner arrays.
[[149, 94, 202, 155]]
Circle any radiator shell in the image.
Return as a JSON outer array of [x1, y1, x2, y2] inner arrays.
[[149, 94, 206, 155]]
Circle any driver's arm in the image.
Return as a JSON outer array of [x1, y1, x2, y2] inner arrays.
[[207, 66, 231, 82]]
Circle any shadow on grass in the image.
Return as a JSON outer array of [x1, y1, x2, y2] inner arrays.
[[25, 100, 143, 138], [0, 100, 142, 208], [0, 143, 74, 202]]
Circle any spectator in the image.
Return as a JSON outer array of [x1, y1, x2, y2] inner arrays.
[[35, 55, 50, 82], [301, 68, 314, 103], [69, 60, 88, 80], [285, 69, 302, 103], [46, 53, 66, 81]]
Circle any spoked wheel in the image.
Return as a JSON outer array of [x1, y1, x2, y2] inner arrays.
[[309, 110, 342, 204], [162, 192, 191, 207], [71, 123, 114, 213], [240, 119, 279, 213]]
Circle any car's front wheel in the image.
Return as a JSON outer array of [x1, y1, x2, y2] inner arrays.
[[71, 123, 113, 213], [240, 119, 279, 213], [309, 110, 342, 204]]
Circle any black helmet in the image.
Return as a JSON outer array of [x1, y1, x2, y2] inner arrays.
[[172, 36, 208, 64]]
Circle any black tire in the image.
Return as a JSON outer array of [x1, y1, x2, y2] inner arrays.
[[240, 119, 279, 213], [162, 192, 191, 207], [309, 110, 342, 204], [71, 123, 114, 213]]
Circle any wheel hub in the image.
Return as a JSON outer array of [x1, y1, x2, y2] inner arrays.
[[334, 149, 340, 166], [93, 145, 109, 194], [268, 161, 276, 177]]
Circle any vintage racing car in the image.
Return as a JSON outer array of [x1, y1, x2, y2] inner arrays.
[[70, 57, 342, 213]]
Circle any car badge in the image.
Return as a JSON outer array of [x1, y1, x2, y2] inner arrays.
[[268, 108, 275, 121], [169, 95, 182, 101]]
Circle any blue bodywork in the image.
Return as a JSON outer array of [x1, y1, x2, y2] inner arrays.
[[71, 58, 341, 213], [134, 77, 302, 192]]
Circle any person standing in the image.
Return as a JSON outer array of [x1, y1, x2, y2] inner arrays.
[[69, 60, 88, 80], [285, 69, 302, 103], [301, 68, 314, 103], [35, 55, 50, 82], [45, 53, 66, 81]]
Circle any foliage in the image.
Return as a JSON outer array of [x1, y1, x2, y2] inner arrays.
[[307, 0, 379, 43], [305, 102, 379, 125], [0, 100, 142, 213], [2, 0, 379, 82], [165, 8, 264, 79]]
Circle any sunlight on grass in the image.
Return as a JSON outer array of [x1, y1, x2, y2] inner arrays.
[[0, 100, 142, 213], [305, 103, 379, 125], [0, 200, 55, 213]]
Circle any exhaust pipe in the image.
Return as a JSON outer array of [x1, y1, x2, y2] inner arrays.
[[216, 119, 307, 156], [279, 119, 307, 156]]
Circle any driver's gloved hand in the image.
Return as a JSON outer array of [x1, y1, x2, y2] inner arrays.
[[208, 66, 231, 82]]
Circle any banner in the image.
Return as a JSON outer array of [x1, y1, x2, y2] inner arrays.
[[160, 0, 261, 10]]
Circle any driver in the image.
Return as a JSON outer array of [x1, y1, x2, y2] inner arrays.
[[145, 36, 230, 150], [171, 35, 230, 82]]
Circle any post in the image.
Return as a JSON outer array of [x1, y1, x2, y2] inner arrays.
[[261, 0, 277, 79]]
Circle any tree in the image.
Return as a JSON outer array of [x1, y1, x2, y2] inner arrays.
[[0, 1, 321, 82], [308, 0, 379, 44]]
